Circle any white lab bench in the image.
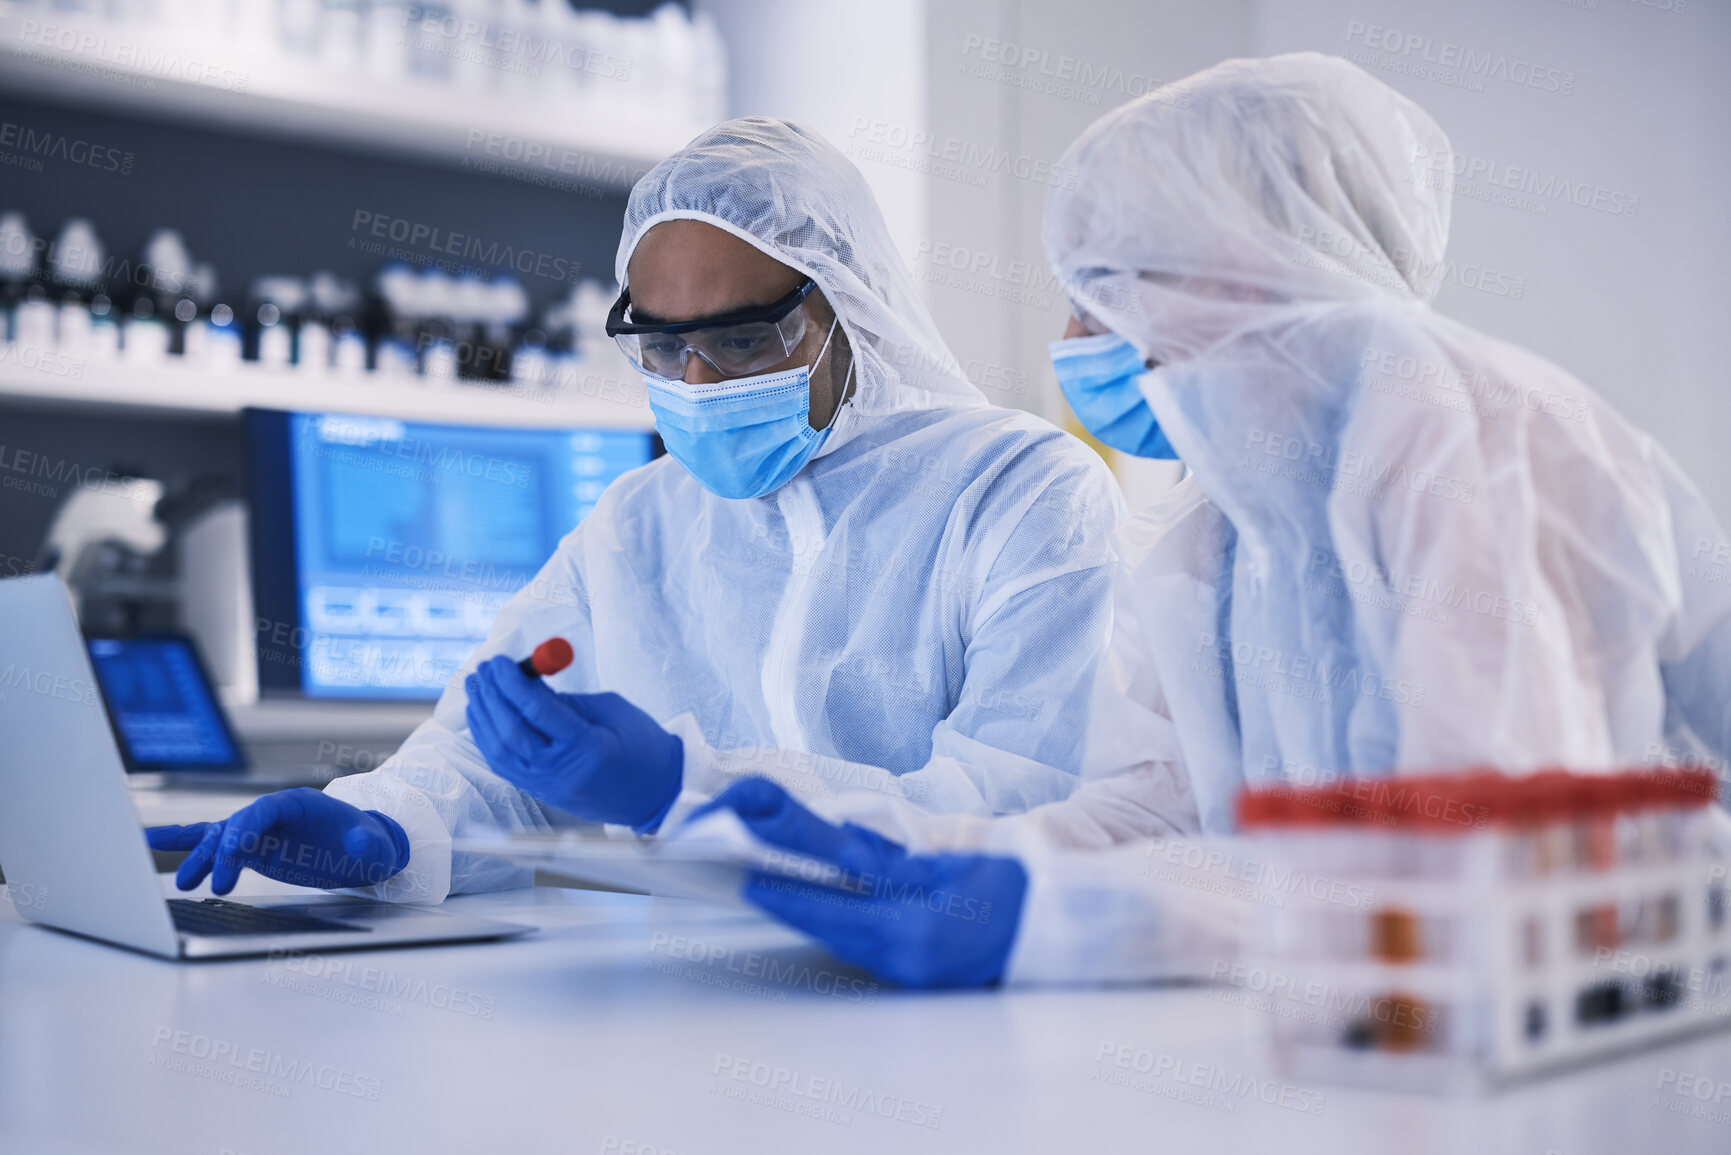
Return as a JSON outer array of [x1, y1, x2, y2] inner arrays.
[[2, 794, 1729, 1154]]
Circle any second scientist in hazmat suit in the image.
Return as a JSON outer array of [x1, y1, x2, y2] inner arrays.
[[695, 53, 1731, 987]]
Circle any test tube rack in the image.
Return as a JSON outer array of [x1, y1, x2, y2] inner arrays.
[[1238, 768, 1729, 1092]]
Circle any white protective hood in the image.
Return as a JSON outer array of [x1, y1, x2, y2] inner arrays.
[[617, 116, 988, 418], [1043, 53, 1731, 832]]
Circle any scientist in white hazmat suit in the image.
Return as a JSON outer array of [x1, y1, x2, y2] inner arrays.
[[692, 54, 1731, 987], [146, 118, 1135, 902]]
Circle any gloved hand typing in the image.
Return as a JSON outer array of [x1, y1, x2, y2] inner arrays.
[[465, 655, 684, 831], [145, 788, 410, 895], [691, 778, 1028, 989]]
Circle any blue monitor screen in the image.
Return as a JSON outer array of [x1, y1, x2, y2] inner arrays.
[[87, 636, 244, 770], [279, 412, 653, 700]]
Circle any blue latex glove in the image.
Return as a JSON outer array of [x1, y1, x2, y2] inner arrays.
[[690, 778, 1029, 989], [145, 788, 410, 895], [464, 655, 683, 831]]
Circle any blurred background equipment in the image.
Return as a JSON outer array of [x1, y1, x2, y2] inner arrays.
[[0, 1, 725, 170], [0, 209, 637, 392], [171, 484, 257, 703], [37, 469, 171, 634], [243, 408, 657, 701]]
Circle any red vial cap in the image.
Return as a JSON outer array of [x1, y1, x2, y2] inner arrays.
[[528, 637, 574, 678]]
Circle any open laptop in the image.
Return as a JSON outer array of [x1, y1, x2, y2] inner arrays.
[[84, 632, 338, 792], [0, 573, 532, 960]]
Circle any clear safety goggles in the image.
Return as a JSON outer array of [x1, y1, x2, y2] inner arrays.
[[606, 277, 818, 379]]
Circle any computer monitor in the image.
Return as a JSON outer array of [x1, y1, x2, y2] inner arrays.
[[244, 409, 658, 700], [85, 634, 247, 772]]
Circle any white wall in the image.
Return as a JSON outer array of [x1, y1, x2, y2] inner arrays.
[[1251, 0, 1731, 523], [692, 0, 928, 266]]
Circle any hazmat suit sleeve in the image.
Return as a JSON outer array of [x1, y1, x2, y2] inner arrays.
[[324, 530, 600, 903], [1001, 836, 1251, 985]]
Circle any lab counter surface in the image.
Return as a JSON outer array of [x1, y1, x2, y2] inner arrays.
[[1, 806, 1727, 1154]]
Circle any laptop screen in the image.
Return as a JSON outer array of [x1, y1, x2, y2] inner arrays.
[[85, 636, 246, 772]]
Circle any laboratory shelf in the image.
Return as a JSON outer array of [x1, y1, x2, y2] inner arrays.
[[0, 353, 654, 429], [0, 5, 681, 188]]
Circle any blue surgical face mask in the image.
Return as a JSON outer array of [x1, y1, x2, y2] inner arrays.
[[645, 317, 845, 500], [1048, 331, 1179, 460]]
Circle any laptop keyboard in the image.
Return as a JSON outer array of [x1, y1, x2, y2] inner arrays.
[[168, 898, 370, 937]]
